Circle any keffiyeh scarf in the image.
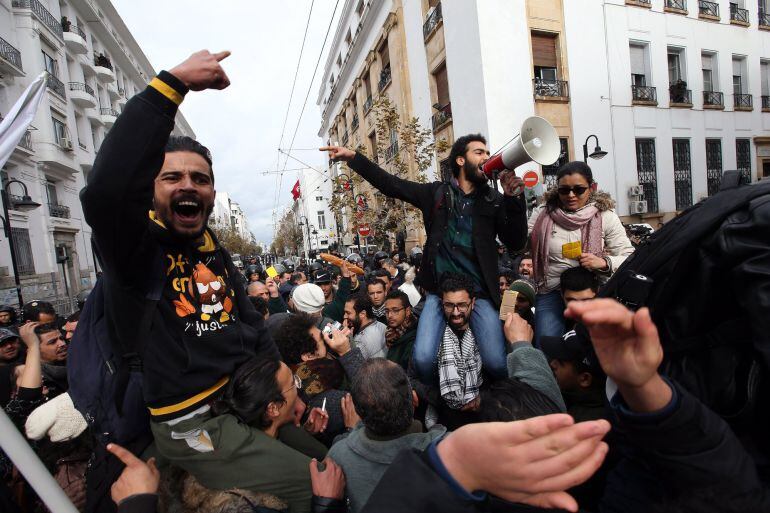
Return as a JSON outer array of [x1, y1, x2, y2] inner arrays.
[[438, 326, 483, 410]]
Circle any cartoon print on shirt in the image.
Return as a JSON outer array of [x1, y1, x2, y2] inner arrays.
[[171, 257, 234, 324]]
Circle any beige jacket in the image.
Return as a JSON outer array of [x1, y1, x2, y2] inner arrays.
[[527, 191, 634, 293]]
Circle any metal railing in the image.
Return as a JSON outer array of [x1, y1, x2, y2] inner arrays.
[[665, 0, 687, 9], [423, 2, 443, 40], [68, 82, 94, 96], [763, 95, 770, 109], [699, 0, 719, 17], [48, 202, 70, 219], [12, 0, 63, 38], [342, 131, 349, 145], [18, 130, 32, 151], [632, 85, 657, 102], [46, 74, 66, 98], [629, 0, 651, 5], [378, 65, 392, 92], [100, 108, 118, 116], [703, 90, 724, 106], [669, 87, 692, 104], [0, 36, 23, 71], [734, 93, 753, 108], [730, 3, 749, 22], [384, 141, 399, 161], [62, 22, 86, 40], [760, 9, 770, 25], [363, 95, 373, 113], [351, 113, 359, 131], [533, 79, 569, 98], [432, 102, 452, 131]]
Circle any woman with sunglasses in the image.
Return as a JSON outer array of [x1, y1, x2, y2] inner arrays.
[[528, 161, 633, 344]]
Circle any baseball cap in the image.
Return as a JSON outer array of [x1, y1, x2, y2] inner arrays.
[[0, 328, 18, 344], [314, 271, 332, 284], [540, 326, 601, 373]]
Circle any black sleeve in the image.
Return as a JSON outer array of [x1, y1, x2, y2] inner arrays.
[[497, 194, 528, 254], [347, 153, 435, 211], [117, 494, 158, 513], [80, 71, 188, 278]]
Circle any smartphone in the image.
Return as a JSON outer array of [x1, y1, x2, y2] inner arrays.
[[499, 290, 519, 321], [266, 266, 278, 278]]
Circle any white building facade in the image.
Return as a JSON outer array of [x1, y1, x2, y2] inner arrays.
[[298, 167, 338, 255], [0, 0, 193, 309]]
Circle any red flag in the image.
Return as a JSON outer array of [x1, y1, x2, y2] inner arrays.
[[291, 180, 301, 200]]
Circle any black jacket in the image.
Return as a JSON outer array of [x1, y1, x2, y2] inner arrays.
[[80, 71, 279, 421], [347, 154, 527, 306]]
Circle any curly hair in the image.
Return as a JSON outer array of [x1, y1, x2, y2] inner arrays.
[[273, 312, 318, 365], [439, 272, 476, 299], [449, 134, 487, 178]]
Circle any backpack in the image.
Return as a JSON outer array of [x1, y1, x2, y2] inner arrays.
[[600, 173, 770, 443]]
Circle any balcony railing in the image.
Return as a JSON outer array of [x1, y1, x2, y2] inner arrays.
[[703, 90, 724, 106], [432, 102, 452, 131], [46, 74, 66, 98], [763, 95, 770, 109], [628, 0, 651, 5], [100, 108, 118, 116], [734, 93, 753, 109], [0, 36, 23, 71], [62, 22, 86, 40], [342, 131, 349, 145], [18, 130, 33, 151], [351, 113, 359, 131], [760, 9, 770, 25], [533, 79, 569, 99], [699, 0, 719, 18], [384, 141, 399, 161], [378, 65, 392, 92], [12, 0, 63, 38], [68, 82, 94, 96], [48, 203, 70, 219], [363, 95, 373, 113], [730, 3, 749, 23], [669, 88, 692, 105], [632, 85, 657, 103], [423, 2, 443, 41], [78, 139, 87, 150], [665, 0, 687, 10]]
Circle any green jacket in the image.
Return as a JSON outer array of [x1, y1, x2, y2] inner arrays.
[[322, 277, 351, 322], [385, 328, 417, 371]]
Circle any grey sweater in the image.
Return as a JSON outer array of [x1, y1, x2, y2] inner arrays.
[[328, 422, 447, 513], [507, 341, 567, 412], [352, 321, 387, 359]]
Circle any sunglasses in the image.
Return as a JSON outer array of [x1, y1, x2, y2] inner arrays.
[[557, 185, 589, 197]]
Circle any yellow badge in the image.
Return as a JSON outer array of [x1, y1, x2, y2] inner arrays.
[[562, 241, 582, 260]]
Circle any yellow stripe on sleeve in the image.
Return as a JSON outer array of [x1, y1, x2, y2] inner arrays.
[[149, 77, 184, 106], [148, 376, 229, 417]]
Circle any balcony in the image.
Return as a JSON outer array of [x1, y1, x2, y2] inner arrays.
[[46, 74, 66, 99], [626, 0, 651, 7], [100, 107, 118, 126], [763, 95, 770, 111], [664, 0, 687, 14], [12, 0, 63, 40], [62, 22, 87, 54], [48, 202, 70, 219], [86, 107, 102, 125], [378, 65, 392, 92], [669, 81, 692, 107], [698, 0, 720, 20], [423, 2, 443, 42], [79, 54, 95, 76], [632, 85, 657, 105], [68, 82, 96, 108], [432, 102, 452, 132], [730, 4, 750, 25], [760, 9, 770, 29], [351, 113, 359, 131], [734, 93, 753, 111], [94, 55, 115, 83], [363, 94, 373, 114], [0, 36, 24, 76], [384, 141, 399, 162], [703, 90, 725, 108], [533, 79, 569, 101]]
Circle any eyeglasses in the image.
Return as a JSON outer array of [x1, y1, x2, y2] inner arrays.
[[282, 373, 302, 394], [557, 185, 589, 197], [383, 307, 406, 316], [442, 302, 471, 312]]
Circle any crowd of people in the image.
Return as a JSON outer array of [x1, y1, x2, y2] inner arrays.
[[1, 49, 768, 513]]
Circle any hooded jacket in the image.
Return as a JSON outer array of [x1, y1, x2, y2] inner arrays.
[[80, 71, 279, 421]]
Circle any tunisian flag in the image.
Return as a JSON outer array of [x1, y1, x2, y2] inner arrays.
[[291, 180, 301, 200]]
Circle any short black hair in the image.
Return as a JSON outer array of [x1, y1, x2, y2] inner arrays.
[[290, 272, 305, 285], [371, 269, 390, 282], [498, 269, 516, 282], [214, 358, 284, 429], [351, 359, 414, 436], [23, 301, 55, 322], [346, 292, 373, 319], [164, 136, 214, 184], [440, 272, 475, 299], [560, 266, 600, 294], [477, 378, 562, 422], [65, 310, 81, 323], [366, 278, 387, 291], [449, 134, 487, 178], [385, 289, 410, 309], [273, 312, 318, 365]]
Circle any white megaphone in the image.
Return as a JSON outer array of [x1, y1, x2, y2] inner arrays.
[[481, 116, 561, 179]]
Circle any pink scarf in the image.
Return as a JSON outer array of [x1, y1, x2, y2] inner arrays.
[[531, 205, 604, 286]]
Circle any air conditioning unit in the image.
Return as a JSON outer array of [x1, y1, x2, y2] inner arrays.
[[628, 185, 645, 197], [60, 137, 73, 151], [629, 200, 648, 215]]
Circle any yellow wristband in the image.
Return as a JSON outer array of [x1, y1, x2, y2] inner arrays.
[[149, 77, 184, 105]]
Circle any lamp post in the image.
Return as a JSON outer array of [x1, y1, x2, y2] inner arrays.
[[311, 228, 318, 253], [298, 215, 311, 261], [582, 134, 608, 163], [0, 179, 41, 307], [336, 173, 361, 254]]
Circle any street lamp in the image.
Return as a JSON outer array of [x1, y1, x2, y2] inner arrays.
[[0, 179, 41, 307], [583, 134, 608, 163], [298, 215, 311, 260]]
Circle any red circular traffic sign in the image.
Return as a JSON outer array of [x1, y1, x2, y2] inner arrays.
[[357, 223, 371, 237], [523, 171, 539, 188]]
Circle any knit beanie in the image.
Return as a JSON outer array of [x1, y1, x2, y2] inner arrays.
[[509, 279, 537, 306], [291, 283, 326, 314]]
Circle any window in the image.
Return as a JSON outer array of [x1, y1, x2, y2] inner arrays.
[[368, 132, 377, 160], [667, 47, 685, 84], [635, 139, 659, 213], [706, 139, 723, 196], [761, 60, 770, 97], [42, 50, 58, 77], [356, 0, 365, 16], [532, 33, 558, 84], [45, 180, 58, 205], [316, 195, 323, 201], [11, 228, 35, 276], [541, 138, 569, 191], [702, 52, 717, 92], [736, 138, 752, 183], [52, 117, 67, 146], [317, 210, 326, 230], [630, 43, 650, 86], [672, 139, 692, 211], [345, 30, 352, 46], [732, 56, 746, 94], [433, 62, 450, 107], [379, 42, 390, 69]]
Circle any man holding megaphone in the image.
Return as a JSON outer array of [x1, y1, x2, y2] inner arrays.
[[322, 134, 527, 384]]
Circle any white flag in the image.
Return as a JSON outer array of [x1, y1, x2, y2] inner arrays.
[[0, 72, 47, 170]]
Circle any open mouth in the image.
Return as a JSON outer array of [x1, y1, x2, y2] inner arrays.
[[172, 198, 203, 225]]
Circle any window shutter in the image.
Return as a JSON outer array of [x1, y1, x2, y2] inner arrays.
[[630, 45, 646, 75], [532, 34, 558, 68]]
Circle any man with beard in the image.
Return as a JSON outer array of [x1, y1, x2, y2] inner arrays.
[[382, 290, 417, 371], [518, 253, 534, 279], [322, 135, 527, 384], [343, 293, 386, 359]]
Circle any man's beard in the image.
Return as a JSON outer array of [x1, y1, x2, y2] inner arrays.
[[463, 160, 488, 186], [349, 317, 361, 334], [445, 311, 471, 331]]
